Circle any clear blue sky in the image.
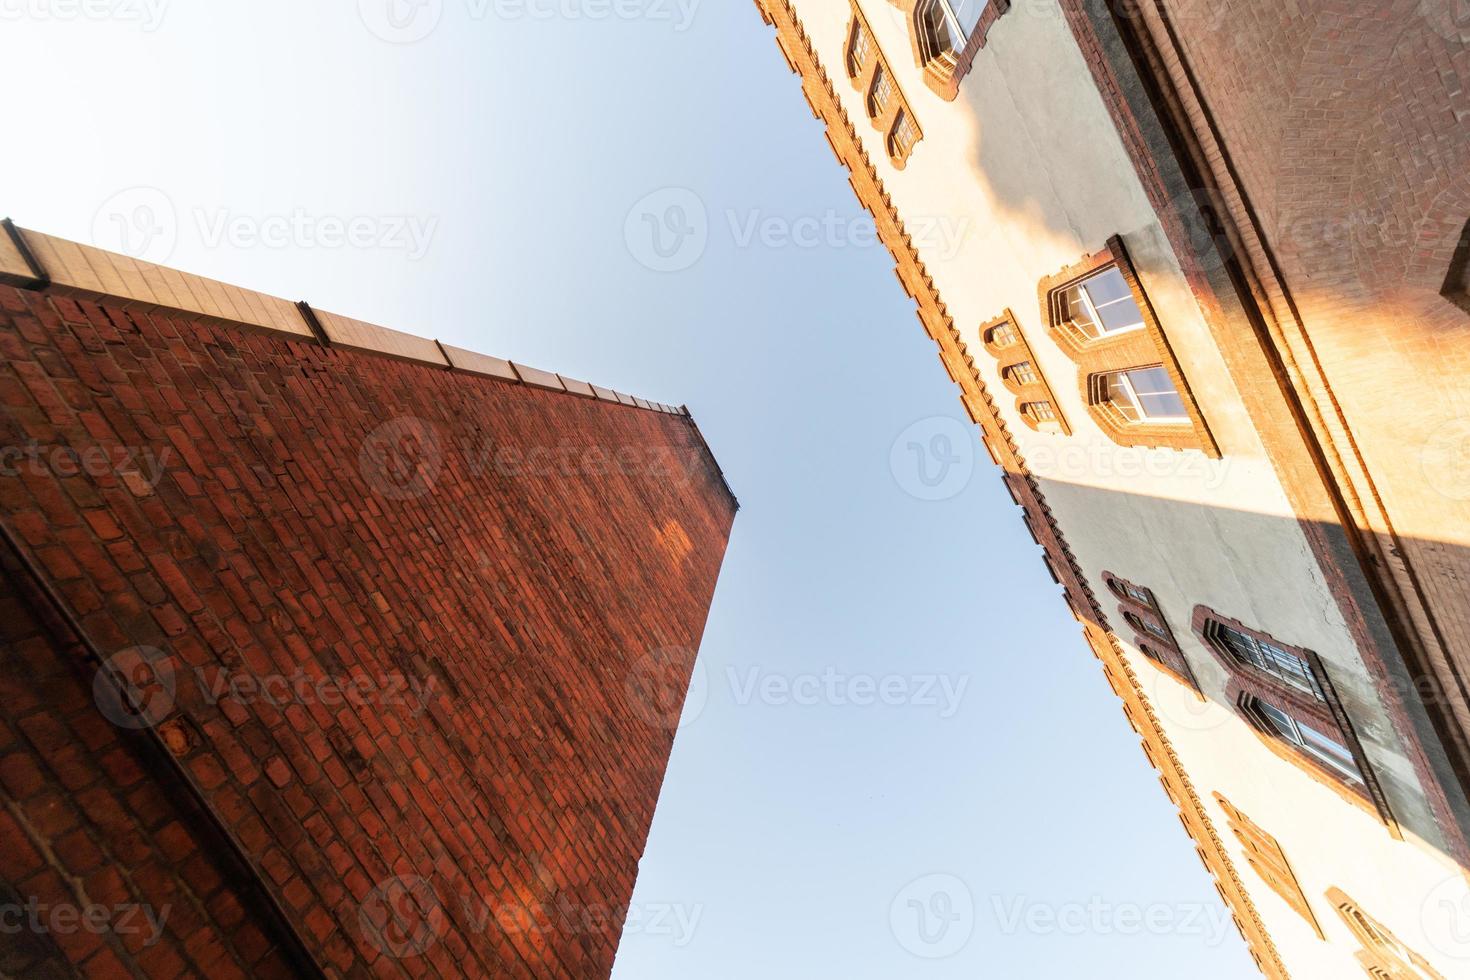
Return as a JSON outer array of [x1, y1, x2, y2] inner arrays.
[[0, 2, 1253, 976]]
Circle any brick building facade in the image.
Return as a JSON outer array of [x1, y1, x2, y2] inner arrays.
[[752, 0, 1468, 975], [0, 228, 736, 978]]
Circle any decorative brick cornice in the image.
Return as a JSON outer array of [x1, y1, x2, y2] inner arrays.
[[750, 1, 1286, 974]]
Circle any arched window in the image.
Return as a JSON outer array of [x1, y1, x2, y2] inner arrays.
[[984, 321, 1017, 348], [844, 2, 924, 168], [906, 0, 1010, 101], [1092, 366, 1189, 424], [917, 0, 985, 62], [1207, 619, 1324, 700], [846, 19, 873, 79], [1002, 360, 1039, 386], [1039, 237, 1218, 455], [888, 110, 920, 163], [1103, 571, 1200, 694], [1056, 266, 1145, 340], [1245, 695, 1364, 785], [869, 67, 895, 118], [1193, 605, 1390, 822], [1020, 401, 1056, 423]]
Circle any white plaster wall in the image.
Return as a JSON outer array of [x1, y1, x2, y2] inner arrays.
[[784, 0, 1470, 975]]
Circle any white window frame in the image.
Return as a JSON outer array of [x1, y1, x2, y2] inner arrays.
[[1253, 698, 1363, 784], [1064, 267, 1146, 340], [1105, 367, 1189, 424]]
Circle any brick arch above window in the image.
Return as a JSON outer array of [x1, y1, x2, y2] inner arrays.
[[885, 0, 1011, 101], [1195, 605, 1398, 830], [978, 309, 1069, 435], [1038, 236, 1219, 457], [1102, 571, 1200, 696], [844, 1, 923, 169]]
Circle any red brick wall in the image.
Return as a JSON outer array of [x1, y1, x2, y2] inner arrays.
[[1152, 0, 1470, 698], [0, 283, 735, 978]]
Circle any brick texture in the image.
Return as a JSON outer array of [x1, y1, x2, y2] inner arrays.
[[0, 283, 735, 978], [1151, 0, 1470, 675]]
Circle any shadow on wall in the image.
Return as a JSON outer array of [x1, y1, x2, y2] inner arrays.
[[1031, 474, 1470, 869]]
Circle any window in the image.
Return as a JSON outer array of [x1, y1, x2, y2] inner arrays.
[[920, 0, 986, 59], [1327, 888, 1445, 980], [1003, 361, 1039, 386], [1096, 366, 1189, 423], [844, 2, 924, 168], [1124, 611, 1170, 642], [1212, 621, 1325, 700], [1040, 237, 1218, 455], [985, 321, 1017, 348], [869, 67, 894, 118], [889, 110, 920, 161], [847, 20, 872, 78], [1058, 267, 1145, 339], [1214, 794, 1325, 938], [978, 310, 1071, 436], [1020, 401, 1055, 422], [1110, 579, 1152, 606], [906, 0, 1008, 101], [1248, 696, 1365, 785]]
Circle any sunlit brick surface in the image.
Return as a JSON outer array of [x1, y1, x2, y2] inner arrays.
[[0, 283, 734, 977]]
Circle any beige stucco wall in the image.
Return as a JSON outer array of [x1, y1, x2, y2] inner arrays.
[[784, 0, 1470, 975]]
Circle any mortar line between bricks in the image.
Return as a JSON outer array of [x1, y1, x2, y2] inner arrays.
[[0, 515, 328, 979]]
